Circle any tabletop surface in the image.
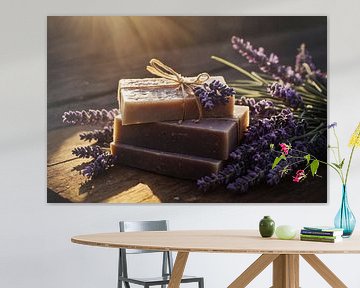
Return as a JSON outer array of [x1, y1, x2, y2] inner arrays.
[[71, 230, 360, 254]]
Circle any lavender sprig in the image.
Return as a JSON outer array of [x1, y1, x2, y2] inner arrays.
[[79, 126, 113, 146], [235, 97, 276, 121], [62, 109, 119, 126], [243, 108, 307, 145], [295, 43, 327, 83], [197, 162, 245, 191], [81, 152, 117, 179], [231, 36, 303, 85], [72, 145, 103, 159], [193, 80, 235, 110], [227, 167, 265, 193], [267, 82, 304, 109]]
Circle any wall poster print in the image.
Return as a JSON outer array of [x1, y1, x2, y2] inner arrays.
[[47, 16, 327, 203]]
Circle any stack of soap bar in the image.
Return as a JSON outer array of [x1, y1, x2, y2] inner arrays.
[[110, 105, 249, 180], [112, 105, 249, 160], [110, 144, 223, 180], [118, 76, 235, 125]]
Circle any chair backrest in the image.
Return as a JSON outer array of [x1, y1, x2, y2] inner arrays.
[[118, 220, 173, 281], [119, 220, 169, 254]]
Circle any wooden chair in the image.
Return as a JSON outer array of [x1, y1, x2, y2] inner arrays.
[[118, 220, 204, 288]]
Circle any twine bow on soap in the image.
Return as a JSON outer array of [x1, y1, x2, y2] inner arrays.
[[146, 59, 210, 122]]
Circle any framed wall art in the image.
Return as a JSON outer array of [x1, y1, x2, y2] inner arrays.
[[47, 16, 327, 203]]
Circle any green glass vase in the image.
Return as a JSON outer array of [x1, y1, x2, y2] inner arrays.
[[259, 216, 275, 238]]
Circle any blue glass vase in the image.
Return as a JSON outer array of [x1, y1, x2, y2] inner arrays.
[[334, 185, 356, 237]]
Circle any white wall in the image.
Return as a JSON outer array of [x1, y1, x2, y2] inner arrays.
[[1, 0, 360, 287]]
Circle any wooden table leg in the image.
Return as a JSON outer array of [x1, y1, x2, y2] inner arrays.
[[272, 254, 299, 288], [288, 254, 299, 288], [168, 252, 189, 288], [301, 254, 347, 288], [228, 254, 279, 288]]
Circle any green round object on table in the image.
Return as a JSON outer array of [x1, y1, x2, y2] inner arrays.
[[275, 225, 297, 240], [259, 216, 275, 238]]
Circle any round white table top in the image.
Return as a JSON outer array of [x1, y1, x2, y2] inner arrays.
[[71, 230, 360, 254]]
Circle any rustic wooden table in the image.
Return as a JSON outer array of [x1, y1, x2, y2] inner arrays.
[[47, 17, 327, 203], [72, 230, 358, 287]]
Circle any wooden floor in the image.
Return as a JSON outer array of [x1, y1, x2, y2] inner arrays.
[[47, 17, 327, 203]]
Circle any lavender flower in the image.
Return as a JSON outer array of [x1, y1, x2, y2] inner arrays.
[[72, 145, 103, 159], [62, 109, 120, 126], [267, 82, 304, 109], [295, 43, 327, 83], [79, 126, 113, 146], [227, 167, 265, 193], [81, 152, 117, 179], [231, 36, 303, 85], [327, 122, 337, 129], [243, 108, 306, 145], [193, 80, 235, 110], [197, 162, 245, 191], [236, 97, 276, 120]]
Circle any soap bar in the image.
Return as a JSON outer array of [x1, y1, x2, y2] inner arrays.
[[113, 105, 249, 160], [234, 105, 250, 142], [118, 76, 235, 125], [110, 143, 223, 180]]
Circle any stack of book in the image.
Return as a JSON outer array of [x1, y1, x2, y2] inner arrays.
[[300, 226, 344, 243]]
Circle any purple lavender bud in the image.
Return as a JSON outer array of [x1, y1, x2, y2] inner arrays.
[[267, 82, 304, 109], [236, 97, 276, 121], [81, 152, 117, 179], [327, 122, 337, 129], [194, 80, 235, 111], [62, 109, 120, 126], [227, 168, 265, 193], [79, 126, 113, 146], [295, 43, 327, 83], [231, 36, 303, 85], [72, 145, 103, 159], [197, 162, 245, 191]]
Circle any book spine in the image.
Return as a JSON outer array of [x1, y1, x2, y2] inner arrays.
[[301, 230, 335, 236], [300, 234, 337, 240], [300, 237, 336, 243]]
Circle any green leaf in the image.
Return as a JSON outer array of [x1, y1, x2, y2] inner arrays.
[[332, 159, 345, 169], [332, 162, 340, 169], [272, 155, 286, 169], [211, 56, 262, 83], [310, 160, 320, 176], [339, 159, 345, 169], [269, 144, 274, 150], [304, 154, 311, 164]]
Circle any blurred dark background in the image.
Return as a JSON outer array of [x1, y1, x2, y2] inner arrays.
[[48, 16, 327, 68], [48, 16, 327, 129]]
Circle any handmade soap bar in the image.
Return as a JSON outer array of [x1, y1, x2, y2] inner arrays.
[[113, 105, 249, 160], [118, 76, 235, 125], [234, 105, 250, 142], [110, 143, 223, 180]]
